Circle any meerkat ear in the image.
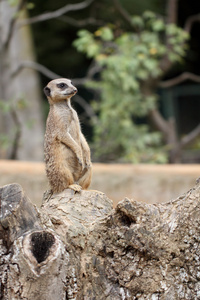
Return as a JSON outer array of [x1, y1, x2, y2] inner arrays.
[[43, 86, 51, 97]]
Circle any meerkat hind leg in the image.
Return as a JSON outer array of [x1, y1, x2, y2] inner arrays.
[[78, 166, 92, 190], [68, 184, 82, 193]]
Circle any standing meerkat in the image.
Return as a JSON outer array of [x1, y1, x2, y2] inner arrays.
[[43, 78, 92, 194]]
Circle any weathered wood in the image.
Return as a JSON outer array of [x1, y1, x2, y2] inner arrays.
[[0, 183, 41, 244], [1, 180, 200, 299], [0, 184, 69, 300]]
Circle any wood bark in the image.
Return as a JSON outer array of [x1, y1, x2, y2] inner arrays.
[[1, 179, 200, 299]]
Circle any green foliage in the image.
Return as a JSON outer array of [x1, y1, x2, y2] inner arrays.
[[8, 0, 35, 9], [0, 98, 27, 112], [74, 12, 189, 163], [73, 30, 101, 58], [26, 2, 35, 10], [8, 0, 19, 6], [0, 135, 12, 151]]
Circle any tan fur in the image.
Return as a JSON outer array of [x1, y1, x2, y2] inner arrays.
[[44, 78, 92, 193]]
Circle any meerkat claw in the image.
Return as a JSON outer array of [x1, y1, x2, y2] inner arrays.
[[69, 184, 82, 193]]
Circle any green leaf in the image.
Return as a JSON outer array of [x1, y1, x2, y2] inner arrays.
[[87, 43, 101, 58], [0, 101, 11, 113], [99, 27, 114, 41], [152, 19, 165, 32], [166, 24, 179, 35], [137, 69, 148, 79], [8, 0, 19, 6], [143, 11, 155, 19], [131, 16, 144, 28], [26, 3, 35, 10]]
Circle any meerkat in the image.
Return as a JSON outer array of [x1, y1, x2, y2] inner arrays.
[[43, 78, 92, 194]]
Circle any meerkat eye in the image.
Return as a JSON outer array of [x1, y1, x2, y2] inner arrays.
[[57, 83, 67, 89]]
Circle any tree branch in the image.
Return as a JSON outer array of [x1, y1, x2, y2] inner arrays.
[[19, 0, 95, 26], [184, 13, 200, 33], [74, 94, 98, 122], [180, 123, 200, 148], [112, 0, 132, 25], [12, 58, 101, 87], [73, 61, 102, 86], [159, 72, 200, 88], [148, 109, 170, 137], [10, 109, 21, 160], [159, 0, 178, 73], [59, 16, 105, 27], [11, 60, 61, 79], [166, 0, 178, 24]]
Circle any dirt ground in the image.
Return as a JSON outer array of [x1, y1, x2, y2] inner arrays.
[[0, 160, 199, 207]]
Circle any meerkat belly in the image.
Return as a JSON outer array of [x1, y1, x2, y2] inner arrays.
[[59, 140, 82, 181], [45, 140, 81, 181], [68, 119, 81, 141]]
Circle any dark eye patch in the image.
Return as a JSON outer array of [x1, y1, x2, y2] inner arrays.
[[57, 83, 67, 89]]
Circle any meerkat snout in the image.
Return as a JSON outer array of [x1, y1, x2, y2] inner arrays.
[[65, 86, 77, 95], [72, 87, 78, 94]]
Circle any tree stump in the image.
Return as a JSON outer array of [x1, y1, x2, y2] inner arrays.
[[0, 180, 200, 299]]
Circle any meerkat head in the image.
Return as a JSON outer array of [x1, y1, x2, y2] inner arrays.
[[43, 78, 77, 104]]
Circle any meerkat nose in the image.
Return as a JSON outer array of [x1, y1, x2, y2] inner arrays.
[[73, 88, 78, 93]]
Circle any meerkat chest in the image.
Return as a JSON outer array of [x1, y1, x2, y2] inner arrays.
[[68, 109, 81, 140], [56, 105, 81, 138]]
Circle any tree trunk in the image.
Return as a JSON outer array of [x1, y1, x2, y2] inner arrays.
[[141, 80, 182, 164], [1, 178, 200, 299], [0, 2, 44, 161]]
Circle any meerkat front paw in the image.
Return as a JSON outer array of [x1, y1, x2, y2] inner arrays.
[[85, 159, 91, 169], [77, 156, 85, 170], [69, 184, 82, 193]]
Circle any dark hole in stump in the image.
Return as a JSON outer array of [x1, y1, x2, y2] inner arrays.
[[31, 232, 55, 263], [107, 251, 114, 258], [0, 281, 4, 300], [119, 214, 133, 227]]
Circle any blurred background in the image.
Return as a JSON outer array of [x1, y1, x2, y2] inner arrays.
[[0, 0, 200, 205]]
